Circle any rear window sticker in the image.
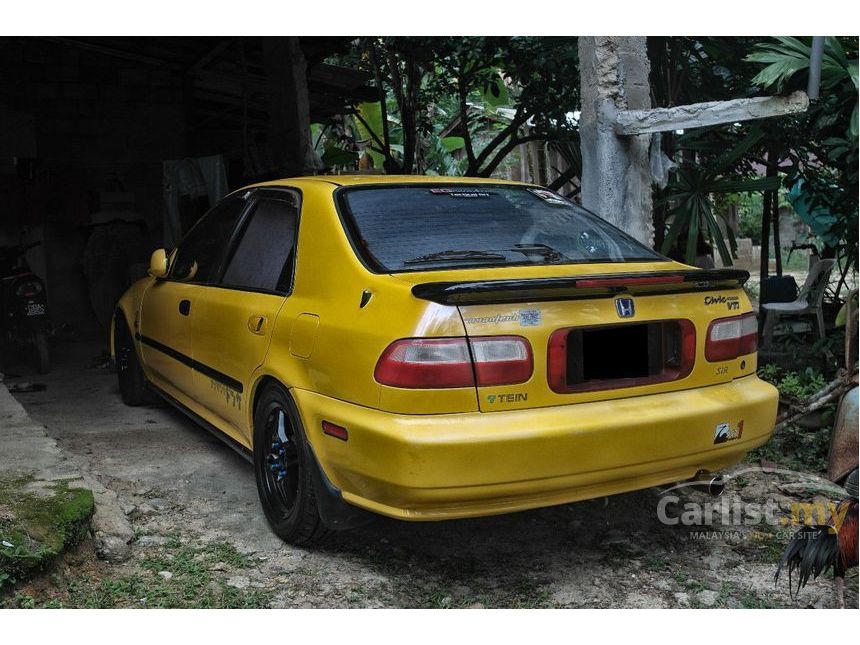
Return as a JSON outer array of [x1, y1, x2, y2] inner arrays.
[[429, 188, 493, 198], [528, 188, 568, 206]]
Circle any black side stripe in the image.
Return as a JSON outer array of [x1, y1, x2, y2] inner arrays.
[[136, 333, 244, 393]]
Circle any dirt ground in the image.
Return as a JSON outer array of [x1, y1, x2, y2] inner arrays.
[[2, 339, 857, 609]]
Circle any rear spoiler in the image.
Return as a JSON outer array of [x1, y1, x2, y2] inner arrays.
[[411, 269, 750, 306]]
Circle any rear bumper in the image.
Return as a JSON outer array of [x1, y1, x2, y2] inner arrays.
[[294, 375, 778, 521]]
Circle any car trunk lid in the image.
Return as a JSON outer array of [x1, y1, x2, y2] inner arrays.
[[406, 266, 757, 412]]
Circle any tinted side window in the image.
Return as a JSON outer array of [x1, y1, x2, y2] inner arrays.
[[170, 197, 246, 283], [220, 194, 299, 293]]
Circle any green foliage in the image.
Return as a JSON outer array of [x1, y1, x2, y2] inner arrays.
[[733, 192, 764, 243], [758, 364, 826, 402], [753, 363, 836, 473], [346, 36, 580, 177], [746, 36, 859, 299], [660, 128, 780, 264], [651, 36, 857, 289], [746, 37, 857, 98]]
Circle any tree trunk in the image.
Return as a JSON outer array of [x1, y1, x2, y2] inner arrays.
[[772, 189, 782, 276], [759, 179, 772, 284], [262, 37, 317, 178]]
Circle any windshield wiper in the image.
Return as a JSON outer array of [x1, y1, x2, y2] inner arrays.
[[404, 249, 508, 265], [506, 243, 567, 262]]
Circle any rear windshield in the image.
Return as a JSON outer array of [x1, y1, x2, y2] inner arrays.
[[339, 185, 666, 272]]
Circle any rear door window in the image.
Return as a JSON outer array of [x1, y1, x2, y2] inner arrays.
[[339, 185, 666, 272], [220, 193, 299, 293]]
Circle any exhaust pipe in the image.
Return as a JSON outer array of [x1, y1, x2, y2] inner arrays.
[[687, 471, 725, 497]]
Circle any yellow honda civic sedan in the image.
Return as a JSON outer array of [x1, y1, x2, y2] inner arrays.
[[112, 175, 778, 544]]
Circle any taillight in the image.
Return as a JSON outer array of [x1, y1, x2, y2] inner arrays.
[[705, 313, 758, 362], [15, 279, 42, 298], [374, 336, 533, 389], [374, 338, 474, 388], [469, 336, 533, 386]]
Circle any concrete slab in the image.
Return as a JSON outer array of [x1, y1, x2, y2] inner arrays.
[[1, 372, 132, 564]]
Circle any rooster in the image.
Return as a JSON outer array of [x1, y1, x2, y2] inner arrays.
[[775, 468, 858, 608]]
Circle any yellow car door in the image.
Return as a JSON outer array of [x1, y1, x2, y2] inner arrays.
[[138, 279, 198, 400], [189, 189, 299, 443], [138, 194, 250, 407]]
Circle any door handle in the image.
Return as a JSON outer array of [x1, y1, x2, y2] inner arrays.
[[179, 299, 191, 316], [248, 315, 267, 335]]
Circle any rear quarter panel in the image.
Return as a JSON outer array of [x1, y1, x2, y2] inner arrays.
[[255, 182, 476, 426]]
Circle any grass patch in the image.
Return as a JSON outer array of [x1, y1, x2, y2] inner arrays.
[[747, 526, 786, 564], [205, 542, 251, 568], [0, 476, 94, 591], [57, 573, 273, 609], [42, 539, 264, 609], [642, 555, 669, 571], [3, 533, 270, 609], [412, 575, 551, 609]]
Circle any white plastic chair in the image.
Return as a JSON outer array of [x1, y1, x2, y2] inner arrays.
[[761, 258, 836, 350]]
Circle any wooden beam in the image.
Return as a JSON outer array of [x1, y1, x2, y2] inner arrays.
[[36, 37, 176, 68], [188, 39, 235, 73], [614, 91, 809, 136]]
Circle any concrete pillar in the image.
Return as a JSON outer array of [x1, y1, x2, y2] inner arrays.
[[578, 37, 653, 245]]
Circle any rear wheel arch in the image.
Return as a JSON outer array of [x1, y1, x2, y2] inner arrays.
[[250, 375, 285, 437], [251, 378, 370, 538]]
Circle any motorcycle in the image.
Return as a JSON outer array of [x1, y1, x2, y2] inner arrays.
[[0, 241, 51, 373]]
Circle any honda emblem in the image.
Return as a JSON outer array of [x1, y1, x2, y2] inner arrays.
[[615, 297, 635, 318]]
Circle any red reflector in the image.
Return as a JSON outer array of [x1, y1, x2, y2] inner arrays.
[[576, 275, 685, 288], [322, 421, 348, 441]]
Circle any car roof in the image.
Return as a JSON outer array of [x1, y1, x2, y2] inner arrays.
[[246, 175, 533, 190]]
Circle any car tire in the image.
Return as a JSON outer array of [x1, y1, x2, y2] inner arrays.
[[114, 313, 150, 406], [253, 383, 331, 545]]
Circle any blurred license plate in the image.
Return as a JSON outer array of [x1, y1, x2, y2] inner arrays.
[[25, 303, 46, 316]]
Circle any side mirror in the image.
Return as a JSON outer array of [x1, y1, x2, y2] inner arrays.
[[149, 249, 168, 278]]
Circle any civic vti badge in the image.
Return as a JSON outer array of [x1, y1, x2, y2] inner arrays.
[[615, 297, 635, 318]]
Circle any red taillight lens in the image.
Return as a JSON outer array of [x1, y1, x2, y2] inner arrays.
[[705, 313, 758, 362], [374, 338, 474, 388], [470, 336, 533, 386], [374, 336, 533, 389], [15, 279, 42, 298], [576, 275, 684, 288]]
